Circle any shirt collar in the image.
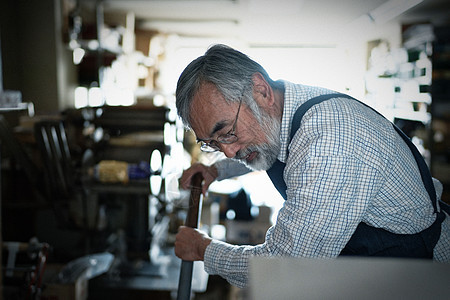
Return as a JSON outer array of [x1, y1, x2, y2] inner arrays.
[[277, 81, 334, 163]]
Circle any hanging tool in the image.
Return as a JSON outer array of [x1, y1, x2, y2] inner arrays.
[[176, 172, 203, 300]]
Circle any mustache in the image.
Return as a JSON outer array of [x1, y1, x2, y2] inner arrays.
[[234, 147, 255, 160]]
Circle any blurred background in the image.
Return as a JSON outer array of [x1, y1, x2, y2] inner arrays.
[[0, 0, 449, 299]]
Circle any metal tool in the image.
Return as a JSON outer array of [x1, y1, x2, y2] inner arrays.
[[176, 172, 203, 300]]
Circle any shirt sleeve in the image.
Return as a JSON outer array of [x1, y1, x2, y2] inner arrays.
[[203, 99, 388, 287], [204, 239, 270, 288], [277, 99, 385, 256], [214, 159, 252, 181]]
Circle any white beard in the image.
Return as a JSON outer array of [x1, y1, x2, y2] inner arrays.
[[234, 108, 281, 171]]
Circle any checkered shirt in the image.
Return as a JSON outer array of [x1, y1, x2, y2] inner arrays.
[[205, 81, 450, 288]]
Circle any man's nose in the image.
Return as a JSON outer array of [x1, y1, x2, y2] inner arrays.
[[220, 143, 240, 158]]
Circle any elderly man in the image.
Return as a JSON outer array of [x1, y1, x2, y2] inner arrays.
[[174, 44, 450, 288]]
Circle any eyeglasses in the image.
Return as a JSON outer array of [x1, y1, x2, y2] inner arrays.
[[199, 97, 242, 152]]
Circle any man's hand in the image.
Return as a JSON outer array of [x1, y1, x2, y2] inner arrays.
[[175, 226, 212, 261], [179, 163, 218, 195]]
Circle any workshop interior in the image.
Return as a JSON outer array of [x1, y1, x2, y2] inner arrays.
[[0, 0, 449, 299]]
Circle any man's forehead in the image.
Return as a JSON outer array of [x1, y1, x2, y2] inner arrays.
[[195, 81, 223, 102], [190, 83, 233, 139]]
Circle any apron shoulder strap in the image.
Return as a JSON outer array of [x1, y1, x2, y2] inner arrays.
[[280, 93, 439, 213], [267, 93, 348, 200], [290, 93, 346, 142]]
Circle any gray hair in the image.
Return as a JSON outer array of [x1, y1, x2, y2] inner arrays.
[[175, 44, 280, 128]]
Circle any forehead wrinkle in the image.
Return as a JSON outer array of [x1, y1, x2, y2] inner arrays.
[[191, 81, 233, 141]]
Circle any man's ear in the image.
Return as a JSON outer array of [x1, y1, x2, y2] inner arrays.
[[252, 72, 274, 106]]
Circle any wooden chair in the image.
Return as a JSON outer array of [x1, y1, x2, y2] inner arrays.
[[33, 119, 87, 230]]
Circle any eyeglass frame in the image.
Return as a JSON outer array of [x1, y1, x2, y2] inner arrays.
[[199, 96, 242, 152]]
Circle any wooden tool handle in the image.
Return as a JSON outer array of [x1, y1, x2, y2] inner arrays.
[[177, 172, 204, 300], [184, 172, 203, 228]]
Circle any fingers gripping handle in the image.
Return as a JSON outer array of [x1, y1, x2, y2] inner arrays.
[[177, 172, 203, 300]]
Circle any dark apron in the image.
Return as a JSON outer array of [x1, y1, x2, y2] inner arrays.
[[267, 93, 448, 258]]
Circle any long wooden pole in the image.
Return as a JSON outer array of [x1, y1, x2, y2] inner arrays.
[[176, 172, 203, 300]]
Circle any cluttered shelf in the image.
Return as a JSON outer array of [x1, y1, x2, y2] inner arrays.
[[0, 100, 194, 299], [430, 26, 450, 201]]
